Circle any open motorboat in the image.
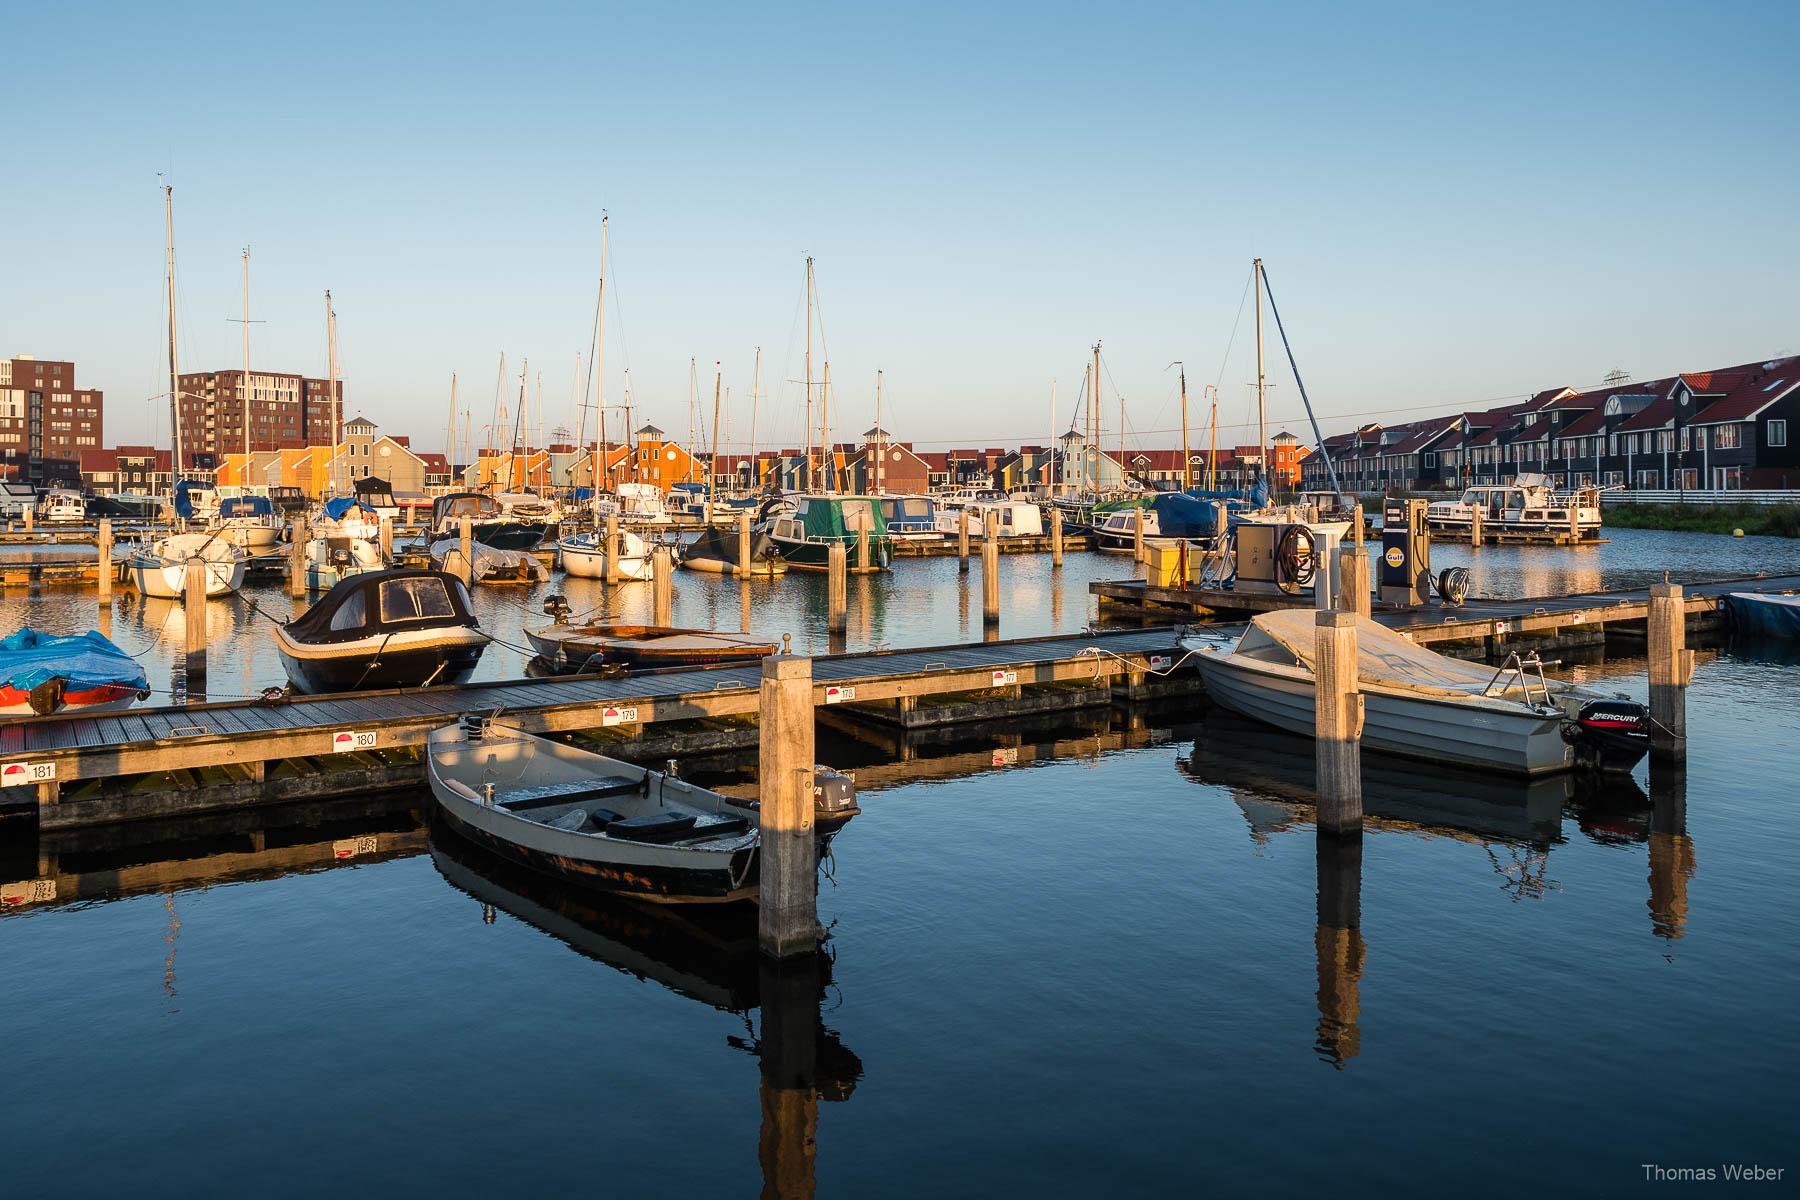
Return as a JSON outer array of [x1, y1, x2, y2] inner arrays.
[[431, 492, 546, 551], [212, 494, 283, 551], [525, 612, 777, 672], [426, 715, 859, 903], [127, 531, 248, 599], [677, 526, 788, 577], [559, 527, 654, 581], [1182, 609, 1650, 776], [0, 627, 150, 717], [273, 569, 489, 694]]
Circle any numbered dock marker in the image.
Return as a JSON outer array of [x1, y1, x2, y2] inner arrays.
[[824, 685, 855, 703], [1149, 655, 1171, 670], [991, 747, 1019, 766], [0, 761, 55, 788], [601, 705, 640, 727], [332, 730, 378, 753], [991, 670, 1018, 686], [333, 835, 380, 859], [1493, 621, 1508, 635]]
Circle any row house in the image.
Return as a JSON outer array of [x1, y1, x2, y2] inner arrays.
[[80, 446, 170, 494]]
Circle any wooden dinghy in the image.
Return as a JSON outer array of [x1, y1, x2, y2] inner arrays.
[[525, 620, 777, 672]]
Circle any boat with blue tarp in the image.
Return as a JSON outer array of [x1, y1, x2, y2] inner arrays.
[[0, 627, 150, 717]]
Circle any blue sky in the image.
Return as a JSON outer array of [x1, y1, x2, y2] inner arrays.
[[4, 1, 1795, 459]]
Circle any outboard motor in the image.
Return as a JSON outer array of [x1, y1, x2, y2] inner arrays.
[[1561, 698, 1651, 773], [459, 712, 490, 741], [812, 766, 860, 830], [542, 593, 572, 624]]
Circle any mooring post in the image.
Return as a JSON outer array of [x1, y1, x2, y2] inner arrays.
[[1338, 545, 1372, 620], [653, 546, 673, 626], [737, 511, 752, 578], [957, 509, 970, 574], [982, 510, 1000, 627], [289, 519, 308, 597], [23, 506, 32, 534], [604, 513, 621, 584], [855, 511, 870, 574], [1470, 503, 1483, 548], [1648, 583, 1690, 761], [97, 518, 113, 607], [827, 542, 848, 634], [1314, 610, 1363, 834], [758, 648, 819, 959], [1133, 506, 1146, 568], [1352, 501, 1365, 547], [184, 556, 208, 682], [379, 515, 393, 563], [1050, 505, 1064, 567], [1568, 502, 1579, 544], [457, 515, 475, 587]]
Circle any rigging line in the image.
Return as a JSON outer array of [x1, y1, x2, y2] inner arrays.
[[1213, 265, 1254, 397], [1257, 262, 1344, 499]]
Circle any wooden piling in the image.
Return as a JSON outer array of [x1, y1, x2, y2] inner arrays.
[[1648, 583, 1690, 761], [289, 519, 308, 597], [957, 510, 970, 574], [1133, 507, 1145, 567], [758, 651, 819, 959], [183, 556, 207, 682], [1338, 545, 1371, 620], [604, 513, 620, 584], [1314, 610, 1362, 834], [737, 511, 752, 578], [23, 506, 32, 533], [379, 515, 393, 563], [653, 546, 673, 626], [458, 516, 475, 587], [1050, 505, 1064, 567], [1351, 501, 1364, 547], [97, 518, 112, 607], [1469, 504, 1483, 547], [855, 516, 870, 574], [981, 511, 1000, 627], [827, 542, 848, 634]]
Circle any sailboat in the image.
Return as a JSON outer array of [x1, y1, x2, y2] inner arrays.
[[128, 185, 247, 601]]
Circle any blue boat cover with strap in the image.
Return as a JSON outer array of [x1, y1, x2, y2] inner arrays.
[[0, 627, 148, 693]]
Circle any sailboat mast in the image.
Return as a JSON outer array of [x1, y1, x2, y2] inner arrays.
[[1178, 363, 1190, 491], [688, 357, 697, 485], [448, 374, 457, 480], [874, 369, 883, 495], [1092, 342, 1101, 493], [513, 361, 528, 491], [1050, 381, 1057, 489], [1208, 384, 1218, 491], [325, 290, 339, 496], [804, 257, 815, 491], [821, 361, 832, 492], [165, 186, 182, 490], [594, 215, 607, 493], [241, 247, 252, 469], [749, 346, 761, 489], [1254, 257, 1267, 489], [707, 363, 722, 522]]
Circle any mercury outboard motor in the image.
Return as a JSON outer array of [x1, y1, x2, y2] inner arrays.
[[1561, 698, 1651, 773], [812, 765, 860, 831]]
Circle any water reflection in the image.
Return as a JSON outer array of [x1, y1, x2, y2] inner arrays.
[[1314, 836, 1363, 1069], [430, 832, 861, 1198], [1647, 762, 1693, 942]]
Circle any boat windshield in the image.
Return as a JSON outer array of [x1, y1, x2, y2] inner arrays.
[[884, 498, 931, 519], [840, 499, 877, 528], [380, 576, 457, 622]]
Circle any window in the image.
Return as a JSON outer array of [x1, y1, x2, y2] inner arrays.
[[1714, 425, 1741, 450], [328, 589, 368, 632], [1771, 419, 1788, 448], [1423, 452, 1437, 468], [380, 576, 456, 622]]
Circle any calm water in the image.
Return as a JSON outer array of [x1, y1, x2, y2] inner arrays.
[[3, 527, 1798, 1195]]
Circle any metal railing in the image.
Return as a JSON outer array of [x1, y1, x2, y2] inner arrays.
[[1600, 489, 1798, 506]]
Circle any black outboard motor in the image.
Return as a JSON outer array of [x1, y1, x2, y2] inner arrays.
[[1561, 698, 1652, 773], [812, 766, 860, 832]]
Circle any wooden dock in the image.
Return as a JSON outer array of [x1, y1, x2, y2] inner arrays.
[[0, 627, 1192, 829]]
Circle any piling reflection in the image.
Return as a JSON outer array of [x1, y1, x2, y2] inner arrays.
[[429, 831, 860, 1199], [1314, 835, 1363, 1069], [1647, 762, 1694, 942]]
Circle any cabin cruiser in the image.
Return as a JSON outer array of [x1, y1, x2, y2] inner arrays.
[[35, 489, 86, 524], [352, 477, 402, 522], [595, 482, 670, 528], [936, 486, 1004, 511], [560, 526, 653, 580], [0, 627, 149, 717], [313, 495, 383, 541], [127, 531, 248, 599], [1424, 474, 1607, 536], [496, 491, 564, 539], [1182, 610, 1650, 776], [1092, 501, 1158, 550], [212, 494, 283, 551], [426, 715, 858, 903], [879, 495, 942, 541], [934, 498, 1044, 538], [273, 569, 488, 694], [430, 492, 546, 551], [758, 494, 894, 572]]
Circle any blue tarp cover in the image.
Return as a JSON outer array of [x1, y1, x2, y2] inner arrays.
[[0, 628, 148, 693], [173, 480, 200, 519], [322, 497, 377, 521], [219, 496, 273, 518], [1149, 493, 1250, 538]]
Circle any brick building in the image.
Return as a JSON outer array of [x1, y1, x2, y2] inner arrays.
[[0, 355, 104, 485], [173, 367, 342, 459]]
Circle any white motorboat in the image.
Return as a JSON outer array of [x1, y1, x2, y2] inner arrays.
[[595, 482, 671, 528], [559, 528, 653, 581], [427, 716, 859, 904], [304, 532, 384, 591], [932, 498, 1043, 538], [1424, 474, 1607, 536], [127, 532, 248, 599], [36, 489, 86, 524], [1182, 609, 1650, 776], [212, 494, 283, 551]]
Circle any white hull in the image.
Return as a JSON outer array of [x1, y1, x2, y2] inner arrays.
[[1193, 649, 1574, 775], [559, 534, 652, 581], [216, 521, 282, 550], [128, 534, 247, 599]]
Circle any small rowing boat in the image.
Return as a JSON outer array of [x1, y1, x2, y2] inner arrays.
[[525, 620, 778, 672]]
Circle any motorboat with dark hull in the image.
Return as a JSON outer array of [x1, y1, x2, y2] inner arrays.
[[430, 492, 547, 551], [1182, 610, 1650, 776], [273, 569, 489, 694], [426, 716, 859, 904]]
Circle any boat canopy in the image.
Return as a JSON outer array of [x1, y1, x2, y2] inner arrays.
[[882, 496, 935, 521], [684, 526, 780, 564], [354, 477, 397, 503], [798, 496, 889, 540], [173, 479, 203, 519], [1244, 610, 1544, 701], [323, 496, 379, 522], [0, 627, 148, 695], [1148, 493, 1241, 538], [431, 493, 500, 526], [218, 495, 274, 519], [285, 570, 479, 646]]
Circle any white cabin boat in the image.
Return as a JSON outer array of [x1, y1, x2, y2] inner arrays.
[[36, 489, 86, 524], [933, 498, 1044, 538], [1425, 474, 1606, 536], [128, 532, 248, 599]]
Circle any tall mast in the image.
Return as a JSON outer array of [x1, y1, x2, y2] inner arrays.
[[688, 357, 697, 485], [1050, 381, 1057, 489], [325, 290, 339, 496], [448, 374, 457, 478], [804, 256, 815, 491], [1208, 384, 1219, 491], [707, 362, 722, 522], [1178, 363, 1190, 490], [1092, 342, 1102, 492], [240, 247, 252, 470], [1254, 258, 1267, 489], [513, 361, 528, 491], [749, 346, 761, 489], [534, 369, 543, 489], [821, 360, 832, 492], [874, 369, 884, 495], [165, 185, 182, 488]]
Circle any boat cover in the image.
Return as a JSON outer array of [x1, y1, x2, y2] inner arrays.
[[799, 497, 889, 540], [1148, 493, 1241, 538], [323, 496, 379, 522], [173, 480, 202, 519], [430, 539, 550, 583], [0, 627, 148, 693], [1246, 610, 1546, 700], [683, 526, 778, 564], [218, 495, 274, 519], [285, 569, 480, 645], [1727, 592, 1800, 642]]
